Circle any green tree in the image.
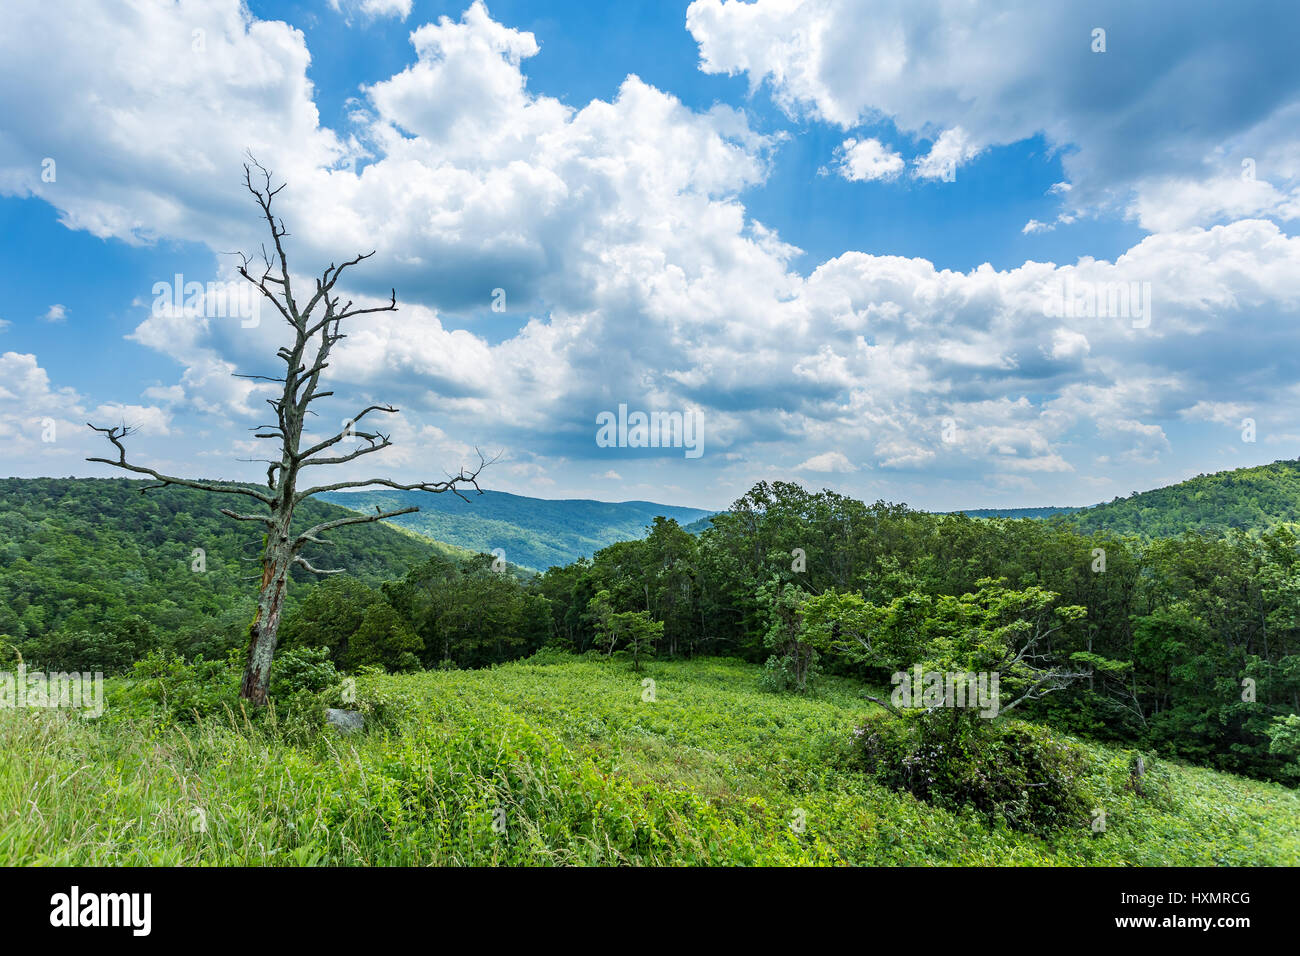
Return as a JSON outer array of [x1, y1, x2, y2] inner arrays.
[[348, 602, 423, 671], [757, 582, 819, 693], [805, 579, 1087, 742], [279, 577, 383, 666]]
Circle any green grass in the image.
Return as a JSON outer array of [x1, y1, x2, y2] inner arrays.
[[1, 655, 1296, 865]]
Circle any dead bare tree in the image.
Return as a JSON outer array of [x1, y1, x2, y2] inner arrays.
[[89, 159, 487, 704]]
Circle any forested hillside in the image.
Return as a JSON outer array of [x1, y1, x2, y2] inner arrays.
[[683, 513, 721, 534], [0, 478, 443, 667], [320, 488, 712, 571], [1053, 459, 1300, 537]]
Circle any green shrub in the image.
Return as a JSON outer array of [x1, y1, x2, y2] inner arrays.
[[758, 652, 821, 694], [852, 711, 1094, 834], [1126, 750, 1178, 810], [350, 686, 418, 733], [118, 646, 349, 742], [523, 647, 571, 666], [119, 650, 242, 724], [1266, 714, 1300, 781], [269, 646, 341, 698]]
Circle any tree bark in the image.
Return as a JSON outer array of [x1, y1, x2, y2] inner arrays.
[[240, 528, 293, 704]]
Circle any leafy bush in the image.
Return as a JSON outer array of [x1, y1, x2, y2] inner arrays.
[[852, 710, 1094, 834], [758, 652, 821, 694], [117, 646, 352, 742], [523, 647, 571, 666], [118, 650, 243, 724], [1266, 714, 1300, 781], [349, 685, 418, 733], [1125, 750, 1178, 810], [269, 646, 341, 698]]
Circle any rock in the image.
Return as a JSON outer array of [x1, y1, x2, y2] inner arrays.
[[326, 708, 364, 734]]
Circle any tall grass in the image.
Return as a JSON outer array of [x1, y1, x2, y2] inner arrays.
[[0, 655, 1296, 865]]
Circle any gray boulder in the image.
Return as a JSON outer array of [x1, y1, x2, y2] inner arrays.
[[326, 708, 364, 734]]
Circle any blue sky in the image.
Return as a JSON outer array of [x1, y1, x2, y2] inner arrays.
[[2, 0, 1300, 511]]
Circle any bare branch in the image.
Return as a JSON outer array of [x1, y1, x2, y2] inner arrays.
[[294, 555, 345, 576], [86, 424, 273, 504], [334, 289, 397, 323], [241, 155, 296, 325], [293, 505, 420, 550], [299, 437, 393, 468], [862, 693, 903, 716], [998, 669, 1090, 715], [301, 251, 380, 326], [220, 508, 275, 528], [297, 404, 398, 461], [295, 449, 494, 503], [232, 373, 286, 383]]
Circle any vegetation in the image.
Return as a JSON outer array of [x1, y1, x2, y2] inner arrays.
[[957, 506, 1081, 519], [0, 655, 1294, 866], [1059, 458, 1300, 537], [3, 461, 1300, 866], [534, 483, 1300, 782], [0, 478, 439, 668], [7, 473, 1300, 784]]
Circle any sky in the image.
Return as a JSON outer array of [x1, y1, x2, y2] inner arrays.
[[2, 0, 1300, 512]]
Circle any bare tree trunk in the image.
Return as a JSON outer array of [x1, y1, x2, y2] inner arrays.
[[241, 524, 293, 703]]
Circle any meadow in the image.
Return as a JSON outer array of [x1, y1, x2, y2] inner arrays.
[[1, 654, 1295, 866]]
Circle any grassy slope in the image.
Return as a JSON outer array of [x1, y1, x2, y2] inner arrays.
[[319, 489, 713, 571], [1, 656, 1294, 866]]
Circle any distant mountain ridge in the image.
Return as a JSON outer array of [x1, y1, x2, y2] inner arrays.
[[956, 506, 1083, 520], [320, 489, 713, 571]]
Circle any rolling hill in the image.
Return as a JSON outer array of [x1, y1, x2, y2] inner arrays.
[[0, 477, 442, 660], [1057, 459, 1300, 537], [319, 489, 714, 571], [950, 459, 1300, 537], [8, 456, 1300, 663]]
